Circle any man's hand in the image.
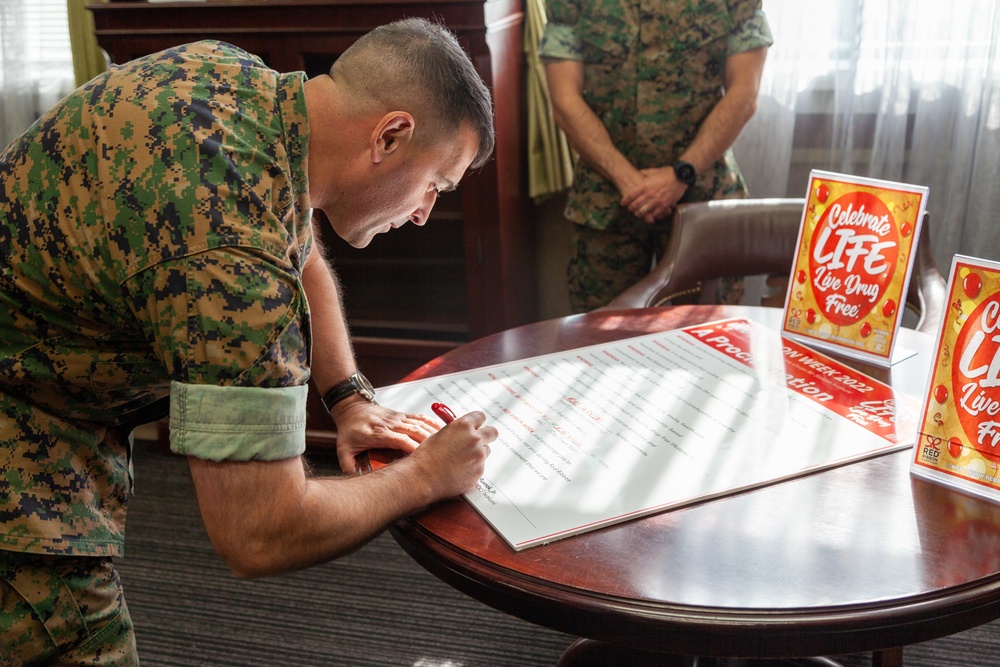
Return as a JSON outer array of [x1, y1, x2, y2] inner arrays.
[[405, 409, 495, 499], [331, 399, 439, 474], [621, 167, 688, 223]]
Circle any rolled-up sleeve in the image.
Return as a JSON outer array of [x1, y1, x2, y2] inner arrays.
[[728, 9, 774, 55], [169, 381, 307, 461], [540, 22, 584, 61]]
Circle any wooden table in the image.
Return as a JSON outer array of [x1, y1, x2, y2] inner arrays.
[[383, 305, 1000, 666]]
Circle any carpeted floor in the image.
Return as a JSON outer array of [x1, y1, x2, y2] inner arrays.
[[117, 443, 576, 667], [117, 443, 1000, 666]]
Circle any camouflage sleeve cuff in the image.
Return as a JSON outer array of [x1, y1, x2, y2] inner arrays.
[[539, 22, 583, 61], [168, 381, 307, 462], [728, 9, 774, 55]]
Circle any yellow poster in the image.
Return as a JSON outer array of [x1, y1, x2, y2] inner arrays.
[[782, 170, 928, 365], [912, 256, 1000, 500]]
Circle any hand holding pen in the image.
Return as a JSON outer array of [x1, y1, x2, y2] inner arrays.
[[393, 400, 495, 496], [431, 401, 492, 458], [431, 402, 457, 424]]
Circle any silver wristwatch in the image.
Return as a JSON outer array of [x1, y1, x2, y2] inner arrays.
[[321, 372, 376, 412]]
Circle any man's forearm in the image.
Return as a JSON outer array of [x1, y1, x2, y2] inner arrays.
[[555, 97, 636, 188], [677, 86, 759, 174], [544, 59, 642, 195], [677, 47, 767, 173], [188, 408, 493, 579], [189, 454, 438, 578]]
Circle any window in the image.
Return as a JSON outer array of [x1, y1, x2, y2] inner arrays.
[[0, 0, 75, 146]]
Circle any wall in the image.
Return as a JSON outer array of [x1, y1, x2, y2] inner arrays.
[[533, 193, 574, 320]]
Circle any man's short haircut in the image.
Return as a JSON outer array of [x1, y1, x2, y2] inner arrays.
[[332, 18, 495, 169]]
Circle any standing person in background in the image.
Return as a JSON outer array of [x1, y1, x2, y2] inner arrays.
[[1, 18, 496, 666], [541, 1, 773, 312]]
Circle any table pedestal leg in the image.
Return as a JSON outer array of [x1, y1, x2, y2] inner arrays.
[[555, 639, 848, 667], [872, 647, 903, 667]]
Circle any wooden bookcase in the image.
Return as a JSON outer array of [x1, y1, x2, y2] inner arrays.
[[89, 0, 535, 441]]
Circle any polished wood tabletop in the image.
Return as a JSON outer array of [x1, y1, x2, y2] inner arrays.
[[384, 306, 1000, 665]]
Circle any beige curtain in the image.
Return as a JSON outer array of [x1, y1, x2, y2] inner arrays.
[[734, 0, 1000, 271], [524, 0, 575, 200], [67, 0, 108, 87]]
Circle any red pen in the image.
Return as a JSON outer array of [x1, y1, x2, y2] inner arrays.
[[431, 402, 456, 424]]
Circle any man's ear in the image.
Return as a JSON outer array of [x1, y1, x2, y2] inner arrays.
[[371, 112, 415, 164]]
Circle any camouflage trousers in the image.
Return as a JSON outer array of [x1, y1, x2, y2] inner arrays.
[[0, 552, 136, 666], [566, 213, 747, 313], [567, 216, 673, 313]]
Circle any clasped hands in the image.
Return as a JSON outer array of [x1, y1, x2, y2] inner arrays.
[[621, 166, 687, 224]]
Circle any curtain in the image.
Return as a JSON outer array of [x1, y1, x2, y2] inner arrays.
[[0, 0, 77, 148], [734, 0, 1000, 272], [68, 0, 108, 87], [525, 0, 576, 200]]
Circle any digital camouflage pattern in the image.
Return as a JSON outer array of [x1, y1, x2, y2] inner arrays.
[[566, 218, 672, 312], [0, 552, 135, 666], [540, 0, 774, 230], [0, 41, 314, 557]]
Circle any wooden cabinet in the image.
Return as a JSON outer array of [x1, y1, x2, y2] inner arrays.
[[89, 0, 536, 440]]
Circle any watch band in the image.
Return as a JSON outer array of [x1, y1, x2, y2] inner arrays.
[[321, 372, 376, 412]]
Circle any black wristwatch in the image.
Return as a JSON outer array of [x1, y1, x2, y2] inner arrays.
[[672, 160, 698, 187], [321, 372, 376, 412]]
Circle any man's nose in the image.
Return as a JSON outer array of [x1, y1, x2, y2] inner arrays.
[[413, 191, 439, 225]]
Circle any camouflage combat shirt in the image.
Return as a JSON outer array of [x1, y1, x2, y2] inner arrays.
[[540, 0, 774, 229], [0, 41, 314, 557]]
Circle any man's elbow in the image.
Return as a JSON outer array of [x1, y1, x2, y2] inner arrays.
[[201, 515, 292, 579], [228, 562, 270, 581], [726, 88, 761, 129], [543, 86, 571, 130], [543, 82, 583, 134], [739, 97, 759, 129], [211, 535, 284, 580], [549, 105, 571, 134]]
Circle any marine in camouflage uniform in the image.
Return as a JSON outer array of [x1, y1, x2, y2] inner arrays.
[[540, 0, 773, 311], [1, 40, 312, 664]]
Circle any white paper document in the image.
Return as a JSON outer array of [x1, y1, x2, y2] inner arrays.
[[376, 318, 916, 550]]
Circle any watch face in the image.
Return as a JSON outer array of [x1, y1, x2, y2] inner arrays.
[[353, 373, 376, 399], [675, 162, 697, 186]]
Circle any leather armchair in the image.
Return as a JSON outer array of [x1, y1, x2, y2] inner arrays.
[[602, 198, 947, 334]]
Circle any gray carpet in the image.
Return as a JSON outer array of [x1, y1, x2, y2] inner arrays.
[[117, 443, 1000, 666]]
